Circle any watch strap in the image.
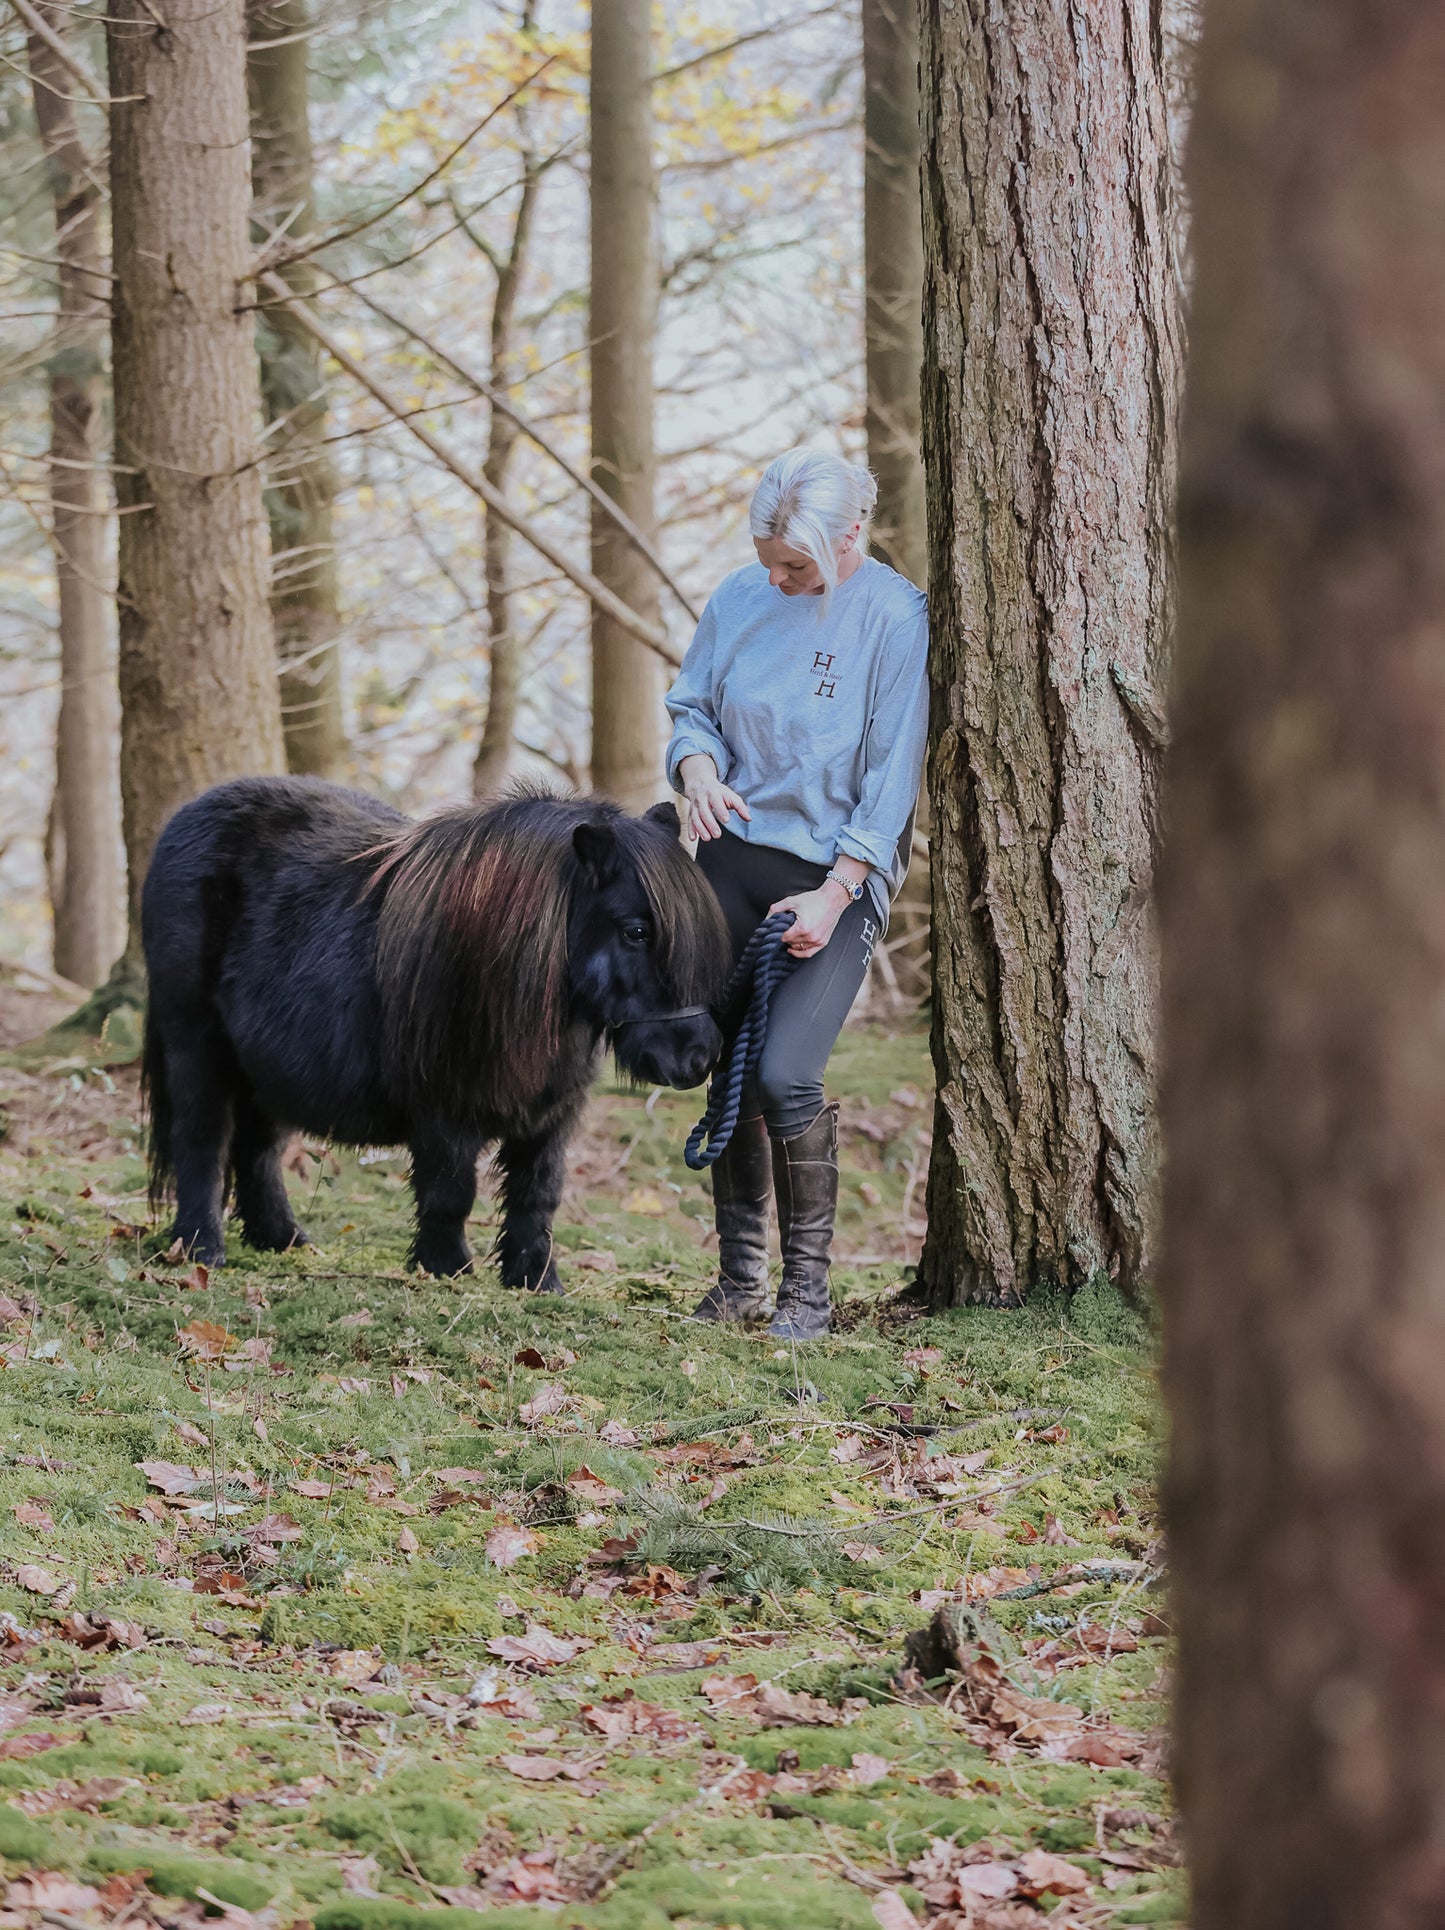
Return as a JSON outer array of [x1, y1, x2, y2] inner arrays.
[[825, 868, 865, 903]]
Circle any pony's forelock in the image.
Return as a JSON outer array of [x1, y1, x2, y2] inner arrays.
[[371, 789, 727, 1119]]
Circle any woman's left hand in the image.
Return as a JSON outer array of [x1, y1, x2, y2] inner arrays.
[[770, 883, 849, 959]]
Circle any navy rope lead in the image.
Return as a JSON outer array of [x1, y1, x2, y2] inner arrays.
[[684, 910, 801, 1170]]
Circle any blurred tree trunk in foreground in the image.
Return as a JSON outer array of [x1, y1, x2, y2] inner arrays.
[[1163, 2, 1445, 1925], [26, 7, 122, 988], [108, 0, 285, 963], [918, 0, 1182, 1307], [588, 0, 660, 810], [249, 0, 347, 779], [862, 0, 925, 591]]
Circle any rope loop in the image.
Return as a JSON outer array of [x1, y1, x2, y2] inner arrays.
[[684, 910, 801, 1170]]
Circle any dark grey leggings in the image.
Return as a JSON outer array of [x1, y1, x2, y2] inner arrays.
[[697, 830, 879, 1139]]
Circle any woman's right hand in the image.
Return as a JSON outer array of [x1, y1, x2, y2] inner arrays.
[[678, 754, 752, 842]]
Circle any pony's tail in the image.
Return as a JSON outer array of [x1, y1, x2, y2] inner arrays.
[[141, 1011, 173, 1213]]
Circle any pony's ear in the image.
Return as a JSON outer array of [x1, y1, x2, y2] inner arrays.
[[644, 799, 681, 838], [573, 820, 619, 882]]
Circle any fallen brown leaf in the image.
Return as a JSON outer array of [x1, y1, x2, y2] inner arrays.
[[0, 1730, 70, 1761], [137, 1459, 204, 1495], [1016, 1849, 1091, 1897], [498, 1751, 603, 1783], [519, 1381, 570, 1426], [581, 1691, 695, 1741], [322, 1649, 383, 1686], [5, 1874, 104, 1915], [485, 1522, 538, 1570], [177, 1317, 234, 1360], [486, 1623, 592, 1669], [14, 1563, 62, 1596]]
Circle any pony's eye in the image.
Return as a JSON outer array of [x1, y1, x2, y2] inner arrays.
[[619, 920, 649, 948]]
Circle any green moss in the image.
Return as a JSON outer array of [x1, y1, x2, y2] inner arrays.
[[0, 1807, 54, 1864], [84, 1847, 276, 1910], [0, 1022, 1172, 1929]]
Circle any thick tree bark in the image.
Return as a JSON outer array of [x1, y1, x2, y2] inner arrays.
[[1162, 3, 1445, 1925], [588, 0, 661, 810], [108, 0, 285, 952], [248, 0, 346, 779], [26, 8, 122, 988], [918, 0, 1182, 1307], [862, 0, 926, 591], [472, 151, 540, 798]]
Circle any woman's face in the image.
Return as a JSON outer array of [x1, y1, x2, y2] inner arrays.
[[755, 536, 826, 595]]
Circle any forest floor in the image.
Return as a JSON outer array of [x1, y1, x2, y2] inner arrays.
[[0, 995, 1180, 1930]]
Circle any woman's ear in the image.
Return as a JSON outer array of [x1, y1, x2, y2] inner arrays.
[[573, 821, 619, 882]]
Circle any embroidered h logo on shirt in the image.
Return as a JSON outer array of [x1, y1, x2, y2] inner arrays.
[[812, 651, 837, 699]]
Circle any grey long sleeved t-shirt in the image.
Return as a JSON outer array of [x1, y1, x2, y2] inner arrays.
[[664, 558, 928, 922]]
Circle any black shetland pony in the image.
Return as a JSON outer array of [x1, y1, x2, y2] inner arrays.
[[141, 777, 728, 1288]]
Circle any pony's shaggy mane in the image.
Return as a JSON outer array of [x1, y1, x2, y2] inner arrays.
[[370, 787, 725, 1119]]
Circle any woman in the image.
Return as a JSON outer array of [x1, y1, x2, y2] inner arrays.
[[665, 447, 928, 1339]]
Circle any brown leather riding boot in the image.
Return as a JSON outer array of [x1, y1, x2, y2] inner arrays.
[[769, 1102, 838, 1340], [691, 1115, 775, 1323]]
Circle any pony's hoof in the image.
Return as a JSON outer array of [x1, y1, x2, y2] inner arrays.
[[171, 1229, 226, 1269], [412, 1245, 474, 1278], [242, 1220, 311, 1254]]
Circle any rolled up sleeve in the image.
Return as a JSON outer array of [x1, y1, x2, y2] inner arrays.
[[664, 596, 733, 788], [835, 606, 929, 872]]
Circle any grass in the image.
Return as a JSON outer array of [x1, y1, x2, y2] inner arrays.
[[0, 1019, 1181, 1929]]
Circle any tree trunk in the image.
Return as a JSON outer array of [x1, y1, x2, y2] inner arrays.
[[1162, 3, 1445, 1925], [472, 148, 540, 798], [917, 0, 1182, 1308], [862, 0, 926, 591], [108, 0, 285, 953], [248, 0, 346, 779], [26, 7, 122, 988], [588, 0, 660, 810]]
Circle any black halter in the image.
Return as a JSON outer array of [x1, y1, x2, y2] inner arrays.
[[610, 1004, 712, 1029]]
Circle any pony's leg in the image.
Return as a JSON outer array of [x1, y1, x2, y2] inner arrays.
[[162, 1024, 236, 1266], [232, 1090, 309, 1253], [495, 1119, 573, 1294], [409, 1132, 482, 1277]]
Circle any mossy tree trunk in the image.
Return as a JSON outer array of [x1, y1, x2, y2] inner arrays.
[[248, 0, 346, 779], [588, 0, 660, 810], [1163, 1, 1445, 1923], [27, 5, 123, 988], [862, 0, 926, 592], [918, 0, 1183, 1307], [108, 0, 286, 959]]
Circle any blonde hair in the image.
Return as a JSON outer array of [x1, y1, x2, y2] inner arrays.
[[749, 448, 879, 600]]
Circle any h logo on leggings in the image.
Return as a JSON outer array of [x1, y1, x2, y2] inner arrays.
[[812, 651, 837, 699]]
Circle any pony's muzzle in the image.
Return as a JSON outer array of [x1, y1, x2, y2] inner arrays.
[[616, 1011, 723, 1090]]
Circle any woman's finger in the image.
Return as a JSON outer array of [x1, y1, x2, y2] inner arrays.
[[725, 789, 752, 821]]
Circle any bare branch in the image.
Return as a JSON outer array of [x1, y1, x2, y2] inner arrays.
[[260, 274, 683, 670], [6, 0, 108, 105], [259, 56, 557, 273], [651, 4, 845, 85], [338, 278, 700, 622]]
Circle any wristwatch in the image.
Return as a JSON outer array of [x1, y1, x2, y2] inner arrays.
[[825, 868, 866, 903]]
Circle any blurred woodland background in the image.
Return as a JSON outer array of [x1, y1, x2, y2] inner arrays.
[[1, 0, 897, 982]]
